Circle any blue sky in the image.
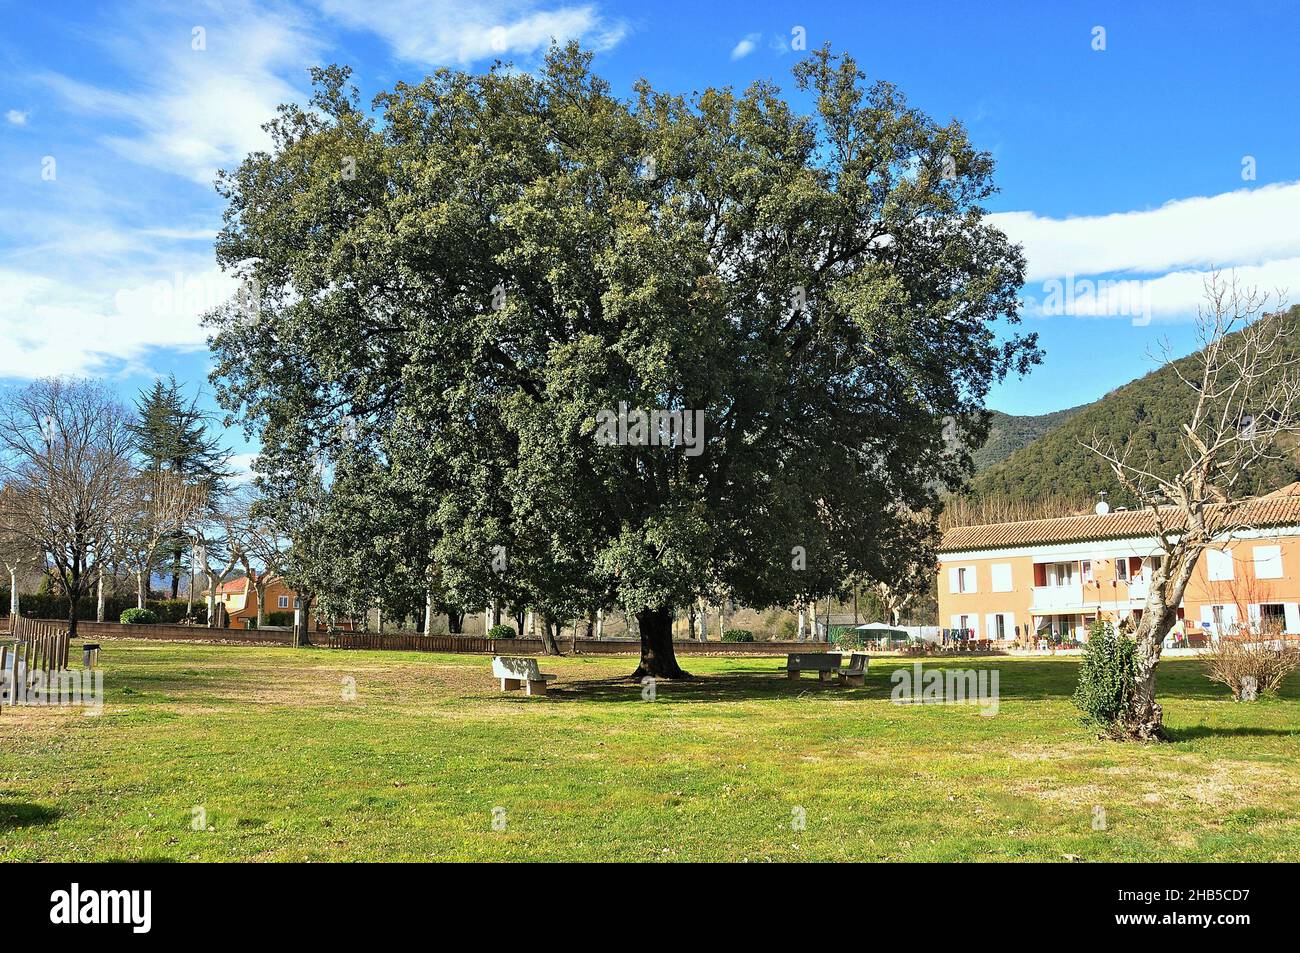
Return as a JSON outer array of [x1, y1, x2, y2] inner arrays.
[[3, 0, 1299, 471]]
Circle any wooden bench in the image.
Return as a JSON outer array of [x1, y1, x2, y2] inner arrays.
[[492, 656, 557, 696], [838, 652, 870, 687], [786, 652, 843, 681]]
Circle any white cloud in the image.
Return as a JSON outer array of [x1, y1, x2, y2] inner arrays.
[[227, 452, 260, 484], [1023, 258, 1300, 323], [318, 0, 627, 65], [5, 109, 28, 125], [39, 4, 324, 184], [730, 33, 760, 60], [992, 181, 1300, 282], [0, 266, 230, 378]]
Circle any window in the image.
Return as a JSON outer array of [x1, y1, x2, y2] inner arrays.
[[995, 614, 1007, 639], [1253, 546, 1283, 579], [991, 564, 1013, 593], [1207, 548, 1234, 581], [278, 595, 289, 609], [1115, 559, 1129, 582], [1211, 605, 1225, 628], [949, 566, 977, 593], [293, 598, 300, 609], [1257, 604, 1286, 633], [1081, 560, 1093, 583], [1049, 562, 1075, 586]]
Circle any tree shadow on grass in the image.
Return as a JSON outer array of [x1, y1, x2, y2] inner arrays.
[[1164, 724, 1300, 742], [528, 659, 1245, 705], [0, 801, 61, 830]]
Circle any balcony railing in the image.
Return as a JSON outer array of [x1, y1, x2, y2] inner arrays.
[[1031, 583, 1084, 611]]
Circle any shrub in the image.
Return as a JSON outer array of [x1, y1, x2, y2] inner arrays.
[[488, 623, 517, 640], [120, 607, 159, 625], [722, 628, 755, 643], [150, 599, 207, 625], [1202, 631, 1300, 700], [265, 611, 294, 627], [1073, 620, 1138, 732]]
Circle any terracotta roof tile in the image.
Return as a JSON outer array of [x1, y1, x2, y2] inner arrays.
[[941, 492, 1300, 553]]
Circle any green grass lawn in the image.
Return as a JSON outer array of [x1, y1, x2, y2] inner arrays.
[[2, 640, 1298, 861]]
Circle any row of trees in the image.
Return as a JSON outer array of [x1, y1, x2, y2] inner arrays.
[[0, 376, 294, 636]]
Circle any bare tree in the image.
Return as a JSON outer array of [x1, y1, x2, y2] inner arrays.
[[221, 486, 286, 626], [119, 469, 207, 610], [0, 483, 43, 619], [1084, 274, 1300, 739], [0, 379, 136, 636]]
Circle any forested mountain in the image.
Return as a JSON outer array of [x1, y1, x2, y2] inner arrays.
[[967, 306, 1300, 506], [970, 405, 1089, 470]]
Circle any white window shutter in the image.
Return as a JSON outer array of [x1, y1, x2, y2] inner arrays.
[[948, 568, 960, 593]]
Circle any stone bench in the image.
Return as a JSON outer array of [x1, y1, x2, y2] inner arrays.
[[838, 652, 870, 687], [492, 656, 557, 696], [786, 652, 843, 681]]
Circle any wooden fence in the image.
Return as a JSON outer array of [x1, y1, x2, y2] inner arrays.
[[2, 615, 73, 713], [327, 632, 494, 653]]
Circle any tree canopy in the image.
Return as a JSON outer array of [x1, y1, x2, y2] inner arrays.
[[207, 44, 1037, 675]]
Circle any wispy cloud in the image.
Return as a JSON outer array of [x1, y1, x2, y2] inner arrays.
[[39, 3, 325, 185], [5, 110, 28, 126], [318, 0, 628, 65], [730, 32, 760, 60], [992, 181, 1300, 282], [994, 181, 1300, 321]]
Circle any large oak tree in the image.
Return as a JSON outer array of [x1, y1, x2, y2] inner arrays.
[[208, 45, 1036, 677]]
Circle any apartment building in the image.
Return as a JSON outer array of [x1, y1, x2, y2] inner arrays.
[[938, 483, 1300, 644]]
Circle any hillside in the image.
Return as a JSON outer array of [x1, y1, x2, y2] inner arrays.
[[968, 307, 1300, 505], [971, 406, 1088, 470]]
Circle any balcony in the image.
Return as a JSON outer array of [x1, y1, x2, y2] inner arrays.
[[1031, 583, 1084, 611], [1128, 576, 1149, 600]]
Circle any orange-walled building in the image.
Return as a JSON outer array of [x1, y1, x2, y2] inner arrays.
[[202, 576, 354, 631], [938, 484, 1300, 645]]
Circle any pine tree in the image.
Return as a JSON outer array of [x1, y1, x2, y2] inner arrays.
[[127, 376, 231, 597]]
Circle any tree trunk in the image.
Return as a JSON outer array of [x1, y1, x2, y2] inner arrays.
[[631, 606, 689, 679], [595, 608, 604, 640], [425, 589, 435, 636], [206, 573, 217, 628], [537, 612, 561, 655], [136, 569, 146, 610], [294, 594, 314, 647], [96, 568, 105, 622], [9, 567, 18, 619], [170, 546, 182, 599], [448, 609, 464, 634], [797, 603, 806, 643], [1119, 610, 1172, 740], [67, 592, 78, 638]]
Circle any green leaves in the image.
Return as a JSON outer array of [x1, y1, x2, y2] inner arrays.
[[207, 42, 1036, 625]]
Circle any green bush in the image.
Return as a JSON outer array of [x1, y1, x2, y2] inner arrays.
[[120, 607, 159, 625], [488, 623, 517, 639], [1073, 620, 1138, 731], [722, 628, 755, 643], [265, 611, 294, 627]]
